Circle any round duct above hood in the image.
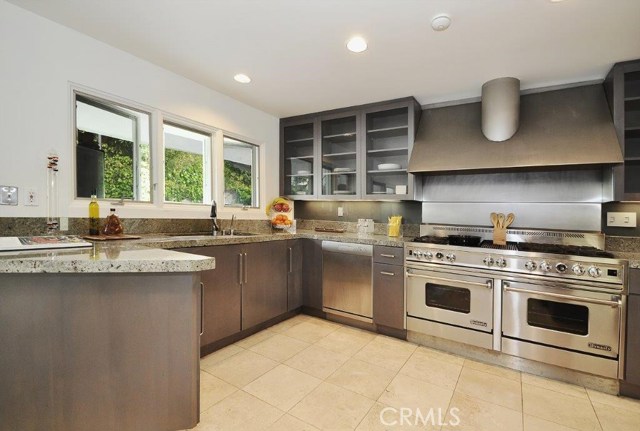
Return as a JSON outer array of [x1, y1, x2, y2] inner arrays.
[[481, 77, 520, 142]]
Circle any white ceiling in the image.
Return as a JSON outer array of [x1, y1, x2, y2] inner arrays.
[[9, 0, 640, 117]]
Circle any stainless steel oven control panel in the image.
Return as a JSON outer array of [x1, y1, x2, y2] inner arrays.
[[405, 244, 626, 286]]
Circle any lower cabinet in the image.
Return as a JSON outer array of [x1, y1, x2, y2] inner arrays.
[[373, 246, 405, 331], [287, 239, 303, 311], [176, 241, 288, 351], [622, 269, 640, 398], [302, 239, 323, 311]]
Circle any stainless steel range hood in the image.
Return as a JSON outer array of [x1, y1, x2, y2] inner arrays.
[[408, 84, 622, 173]]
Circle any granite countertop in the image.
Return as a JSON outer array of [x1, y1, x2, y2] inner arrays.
[[608, 252, 640, 269], [0, 242, 215, 274], [0, 230, 407, 274]]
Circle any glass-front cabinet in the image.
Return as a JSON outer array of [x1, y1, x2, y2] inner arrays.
[[281, 119, 316, 198], [279, 97, 421, 200], [321, 113, 360, 198]]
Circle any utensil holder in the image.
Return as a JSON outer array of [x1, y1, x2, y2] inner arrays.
[[493, 226, 507, 245]]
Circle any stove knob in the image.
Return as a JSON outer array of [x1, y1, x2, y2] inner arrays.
[[525, 260, 537, 271], [425, 251, 433, 260], [435, 252, 444, 260], [495, 257, 507, 268], [572, 264, 585, 276], [539, 261, 551, 272], [483, 257, 494, 267], [413, 250, 423, 258], [446, 253, 456, 262], [556, 263, 567, 273], [588, 266, 602, 278]]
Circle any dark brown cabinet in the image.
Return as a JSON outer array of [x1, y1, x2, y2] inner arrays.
[[622, 269, 640, 398], [372, 246, 405, 331], [287, 239, 303, 311], [605, 60, 640, 200], [280, 97, 421, 201], [176, 241, 287, 352], [302, 239, 323, 311]]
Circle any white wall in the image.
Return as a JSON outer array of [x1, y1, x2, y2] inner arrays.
[[0, 0, 279, 220]]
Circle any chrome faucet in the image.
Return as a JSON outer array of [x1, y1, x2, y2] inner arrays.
[[230, 214, 237, 235], [210, 200, 220, 236]]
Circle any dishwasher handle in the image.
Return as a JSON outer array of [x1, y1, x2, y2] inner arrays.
[[322, 240, 373, 256]]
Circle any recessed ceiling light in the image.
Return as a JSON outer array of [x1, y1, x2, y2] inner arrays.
[[346, 36, 368, 53], [234, 73, 251, 84], [431, 15, 451, 31]]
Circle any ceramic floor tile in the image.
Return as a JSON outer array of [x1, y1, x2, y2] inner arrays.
[[455, 367, 522, 411], [587, 388, 640, 413], [356, 402, 438, 430], [234, 328, 276, 348], [592, 401, 640, 431], [205, 349, 278, 387], [379, 373, 454, 412], [269, 315, 312, 333], [267, 414, 320, 431], [463, 359, 521, 382], [326, 357, 397, 400], [399, 347, 463, 390], [315, 325, 376, 356], [194, 390, 284, 430], [284, 344, 351, 380], [199, 370, 237, 412], [249, 333, 310, 362], [282, 320, 339, 343], [353, 335, 417, 372], [522, 383, 600, 430], [524, 414, 586, 431], [442, 392, 523, 431], [289, 382, 375, 430], [243, 364, 322, 411], [521, 373, 588, 399], [413, 345, 465, 366], [200, 344, 244, 370]]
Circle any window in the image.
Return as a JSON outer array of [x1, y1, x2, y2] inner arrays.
[[223, 136, 259, 207], [163, 123, 212, 204], [75, 93, 151, 201]]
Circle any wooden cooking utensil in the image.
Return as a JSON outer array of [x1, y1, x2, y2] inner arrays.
[[504, 213, 515, 229], [497, 213, 505, 229], [490, 212, 498, 228], [492, 212, 507, 246]]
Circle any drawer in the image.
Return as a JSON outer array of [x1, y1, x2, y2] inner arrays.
[[373, 245, 403, 265]]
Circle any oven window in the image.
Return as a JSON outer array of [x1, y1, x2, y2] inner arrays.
[[425, 283, 471, 314], [527, 299, 589, 336]]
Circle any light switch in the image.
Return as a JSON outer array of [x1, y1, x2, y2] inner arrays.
[[607, 212, 637, 227], [0, 185, 18, 205]]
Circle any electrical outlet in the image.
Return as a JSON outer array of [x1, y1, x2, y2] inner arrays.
[[607, 212, 637, 227], [337, 206, 344, 217], [25, 188, 38, 206], [0, 185, 18, 205], [59, 217, 69, 231]]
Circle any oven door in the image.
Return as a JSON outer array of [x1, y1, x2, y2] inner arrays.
[[502, 280, 622, 358], [406, 267, 494, 333]]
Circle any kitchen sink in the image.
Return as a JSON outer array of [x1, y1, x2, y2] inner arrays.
[[164, 232, 259, 239]]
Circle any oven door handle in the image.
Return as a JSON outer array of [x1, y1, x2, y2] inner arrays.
[[503, 284, 621, 307], [406, 272, 493, 289]]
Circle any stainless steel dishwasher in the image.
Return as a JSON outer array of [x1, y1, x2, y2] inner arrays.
[[322, 241, 373, 322]]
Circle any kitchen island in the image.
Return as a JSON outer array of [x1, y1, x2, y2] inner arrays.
[[0, 243, 214, 431]]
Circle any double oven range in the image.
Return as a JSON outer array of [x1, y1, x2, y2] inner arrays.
[[405, 225, 627, 379]]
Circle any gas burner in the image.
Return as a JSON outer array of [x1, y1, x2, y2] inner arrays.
[[517, 242, 614, 258], [412, 235, 449, 245]]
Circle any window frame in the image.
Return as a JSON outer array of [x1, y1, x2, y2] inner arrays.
[[222, 135, 261, 209], [72, 89, 153, 203]]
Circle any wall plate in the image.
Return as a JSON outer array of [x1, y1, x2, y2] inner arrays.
[[607, 212, 637, 227], [0, 186, 18, 205]]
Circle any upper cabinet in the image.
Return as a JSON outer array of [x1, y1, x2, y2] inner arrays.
[[280, 97, 421, 200], [605, 60, 640, 200]]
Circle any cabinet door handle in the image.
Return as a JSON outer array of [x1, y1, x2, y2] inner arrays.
[[288, 247, 293, 273], [380, 271, 395, 276], [244, 253, 248, 284], [200, 282, 204, 336], [238, 253, 243, 284], [380, 253, 395, 258]]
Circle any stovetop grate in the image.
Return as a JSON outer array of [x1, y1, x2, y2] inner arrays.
[[480, 241, 518, 251]]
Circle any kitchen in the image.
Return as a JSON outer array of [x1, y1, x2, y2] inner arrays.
[[1, 0, 640, 430]]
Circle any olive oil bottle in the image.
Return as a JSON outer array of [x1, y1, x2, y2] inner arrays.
[[89, 195, 100, 235]]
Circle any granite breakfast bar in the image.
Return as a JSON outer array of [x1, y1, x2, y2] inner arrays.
[[0, 243, 215, 431]]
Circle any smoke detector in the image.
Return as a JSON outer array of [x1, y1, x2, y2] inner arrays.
[[431, 15, 451, 31]]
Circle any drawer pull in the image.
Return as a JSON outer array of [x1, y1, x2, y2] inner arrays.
[[380, 253, 396, 258], [380, 271, 395, 276]]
